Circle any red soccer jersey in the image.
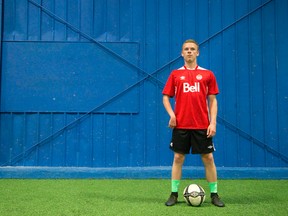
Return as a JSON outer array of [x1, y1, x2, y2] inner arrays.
[[162, 66, 219, 129]]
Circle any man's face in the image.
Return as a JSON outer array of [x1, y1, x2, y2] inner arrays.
[[181, 42, 199, 63]]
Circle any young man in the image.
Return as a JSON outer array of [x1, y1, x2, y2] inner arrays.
[[162, 39, 225, 207]]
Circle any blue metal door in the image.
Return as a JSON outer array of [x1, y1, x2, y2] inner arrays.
[[1, 0, 287, 171]]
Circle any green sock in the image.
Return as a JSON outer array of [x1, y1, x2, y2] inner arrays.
[[171, 180, 180, 192], [208, 182, 218, 193]]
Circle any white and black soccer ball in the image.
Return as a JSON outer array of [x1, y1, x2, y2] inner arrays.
[[183, 184, 206, 207]]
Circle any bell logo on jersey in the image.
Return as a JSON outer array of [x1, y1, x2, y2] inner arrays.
[[183, 82, 200, 93]]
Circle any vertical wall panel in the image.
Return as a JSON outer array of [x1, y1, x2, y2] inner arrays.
[[1, 0, 287, 169], [106, 0, 119, 41], [235, 0, 251, 166], [276, 0, 288, 167], [67, 0, 80, 41], [92, 114, 105, 167], [249, 6, 266, 166], [15, 0, 28, 40], [222, 28, 238, 166], [52, 114, 68, 166], [41, 0, 54, 41], [183, 0, 196, 40], [24, 114, 38, 165], [28, 1, 41, 40], [54, 0, 67, 41], [38, 114, 52, 166], [117, 114, 131, 167], [80, 0, 94, 41], [131, 108, 145, 167], [119, 0, 132, 41], [208, 0, 222, 36], [197, 0, 209, 43], [65, 114, 79, 166], [105, 114, 119, 167], [262, 1, 279, 166], [157, 0, 171, 72], [12, 114, 25, 164], [77, 115, 91, 167], [93, 0, 105, 41], [170, 0, 183, 55]]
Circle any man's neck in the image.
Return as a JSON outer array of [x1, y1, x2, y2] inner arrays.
[[185, 62, 197, 69]]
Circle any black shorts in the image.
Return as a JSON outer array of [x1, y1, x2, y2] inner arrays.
[[169, 129, 215, 154]]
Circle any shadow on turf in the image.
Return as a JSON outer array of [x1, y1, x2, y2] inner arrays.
[[81, 191, 193, 206], [82, 191, 276, 207], [84, 192, 224, 208], [223, 193, 280, 205]]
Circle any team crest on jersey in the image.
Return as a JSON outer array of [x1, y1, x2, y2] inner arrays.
[[180, 76, 185, 80], [196, 74, 202, 80]]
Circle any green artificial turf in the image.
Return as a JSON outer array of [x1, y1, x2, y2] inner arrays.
[[0, 179, 287, 216]]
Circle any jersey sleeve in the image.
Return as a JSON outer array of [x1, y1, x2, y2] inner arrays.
[[162, 73, 175, 97], [207, 72, 219, 95]]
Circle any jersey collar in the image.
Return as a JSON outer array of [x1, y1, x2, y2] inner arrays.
[[184, 65, 198, 70]]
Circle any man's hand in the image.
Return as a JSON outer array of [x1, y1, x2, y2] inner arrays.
[[168, 116, 177, 128], [207, 123, 216, 138]]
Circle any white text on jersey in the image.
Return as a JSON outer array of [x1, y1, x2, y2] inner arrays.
[[183, 82, 200, 93]]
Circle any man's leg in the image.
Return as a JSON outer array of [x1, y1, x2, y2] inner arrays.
[[201, 153, 217, 182], [165, 152, 185, 206], [201, 153, 225, 207]]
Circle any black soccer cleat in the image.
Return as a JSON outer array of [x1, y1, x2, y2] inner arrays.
[[211, 194, 225, 207], [165, 194, 178, 206]]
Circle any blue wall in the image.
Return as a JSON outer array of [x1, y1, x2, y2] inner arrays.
[[0, 0, 288, 178]]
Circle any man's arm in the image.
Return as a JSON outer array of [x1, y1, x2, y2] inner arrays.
[[207, 94, 218, 137], [163, 95, 176, 128]]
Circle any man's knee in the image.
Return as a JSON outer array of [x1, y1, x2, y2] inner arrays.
[[201, 153, 215, 165], [173, 153, 185, 164]]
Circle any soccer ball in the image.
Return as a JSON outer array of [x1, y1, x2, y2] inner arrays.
[[183, 184, 206, 206]]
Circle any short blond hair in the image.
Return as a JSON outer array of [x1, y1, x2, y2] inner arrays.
[[182, 39, 199, 50]]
